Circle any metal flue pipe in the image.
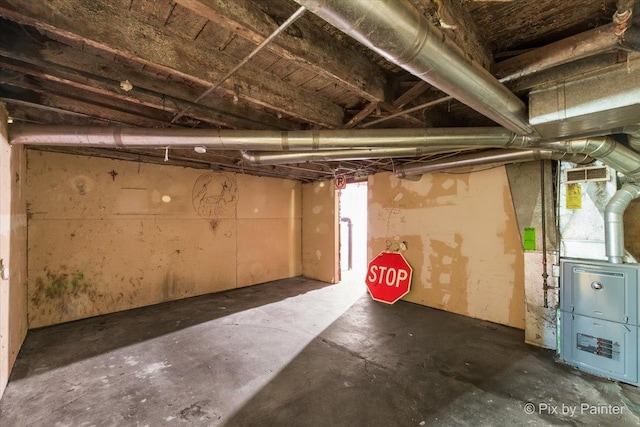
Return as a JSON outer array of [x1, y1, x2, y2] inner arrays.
[[292, 0, 534, 136], [605, 183, 640, 263], [395, 149, 592, 178], [9, 125, 531, 151]]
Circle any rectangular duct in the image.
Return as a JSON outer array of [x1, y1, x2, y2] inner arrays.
[[530, 56, 640, 139]]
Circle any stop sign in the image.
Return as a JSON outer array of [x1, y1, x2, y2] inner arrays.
[[365, 251, 413, 304]]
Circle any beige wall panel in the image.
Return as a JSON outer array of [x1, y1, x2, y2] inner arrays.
[[28, 218, 237, 328], [236, 218, 302, 288], [302, 181, 339, 283], [27, 151, 216, 220], [368, 170, 524, 329], [0, 104, 28, 398], [8, 145, 27, 370], [27, 151, 301, 328], [237, 175, 301, 219]]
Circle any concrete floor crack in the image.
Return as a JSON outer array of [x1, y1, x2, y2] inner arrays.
[[319, 337, 390, 373]]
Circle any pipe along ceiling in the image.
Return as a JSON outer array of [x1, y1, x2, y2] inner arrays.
[[7, 0, 640, 264]]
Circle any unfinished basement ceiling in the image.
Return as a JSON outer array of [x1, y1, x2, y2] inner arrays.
[[0, 0, 626, 181]]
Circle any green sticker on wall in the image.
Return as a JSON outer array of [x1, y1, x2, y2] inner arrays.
[[523, 227, 536, 251]]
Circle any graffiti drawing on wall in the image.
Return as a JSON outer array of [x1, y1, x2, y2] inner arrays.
[[192, 172, 238, 217]]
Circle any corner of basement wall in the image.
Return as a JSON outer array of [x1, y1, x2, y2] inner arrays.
[[0, 103, 28, 399], [301, 180, 339, 283], [25, 150, 302, 328], [367, 169, 525, 329]]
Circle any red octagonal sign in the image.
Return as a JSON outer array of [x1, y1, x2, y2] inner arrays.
[[365, 251, 413, 304]]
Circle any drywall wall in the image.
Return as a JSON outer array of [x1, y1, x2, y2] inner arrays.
[[0, 104, 28, 398], [302, 180, 339, 283], [368, 170, 525, 329], [506, 161, 558, 348], [27, 151, 301, 328]]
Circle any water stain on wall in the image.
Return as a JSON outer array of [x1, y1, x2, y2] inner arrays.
[[31, 266, 96, 307]]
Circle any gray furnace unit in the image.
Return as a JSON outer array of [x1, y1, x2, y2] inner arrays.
[[560, 259, 639, 386]]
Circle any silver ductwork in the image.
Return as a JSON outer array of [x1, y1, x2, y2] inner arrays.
[[395, 149, 592, 178], [529, 55, 640, 139], [9, 125, 531, 151], [605, 183, 640, 263], [241, 146, 478, 165], [540, 137, 640, 181], [292, 0, 534, 136], [624, 125, 640, 151], [543, 136, 640, 264]]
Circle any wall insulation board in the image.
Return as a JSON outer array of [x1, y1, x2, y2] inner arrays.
[[26, 150, 302, 328], [302, 180, 339, 284], [0, 104, 27, 398], [367, 169, 525, 328]]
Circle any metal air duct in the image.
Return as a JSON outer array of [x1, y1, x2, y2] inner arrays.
[[395, 149, 592, 178], [292, 0, 534, 136], [540, 137, 640, 181], [605, 183, 640, 263], [241, 146, 478, 165], [624, 125, 640, 151], [8, 125, 531, 151], [529, 55, 640, 139]]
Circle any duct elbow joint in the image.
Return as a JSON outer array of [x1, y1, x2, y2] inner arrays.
[[240, 150, 259, 164]]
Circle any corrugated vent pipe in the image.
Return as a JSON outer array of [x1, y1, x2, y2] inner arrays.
[[394, 149, 591, 177], [292, 0, 534, 136], [605, 183, 640, 263]]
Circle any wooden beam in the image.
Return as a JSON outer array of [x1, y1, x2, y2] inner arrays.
[[0, 19, 299, 130], [173, 0, 389, 103], [392, 81, 430, 109], [0, 53, 294, 131], [408, 0, 493, 69], [342, 102, 378, 129], [0, 82, 174, 128], [0, 0, 344, 127]]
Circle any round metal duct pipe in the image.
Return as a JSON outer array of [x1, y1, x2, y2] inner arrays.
[[292, 0, 534, 136], [605, 183, 640, 263], [9, 125, 530, 151], [394, 149, 592, 177]]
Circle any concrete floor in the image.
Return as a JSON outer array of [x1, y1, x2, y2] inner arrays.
[[1, 274, 639, 426]]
